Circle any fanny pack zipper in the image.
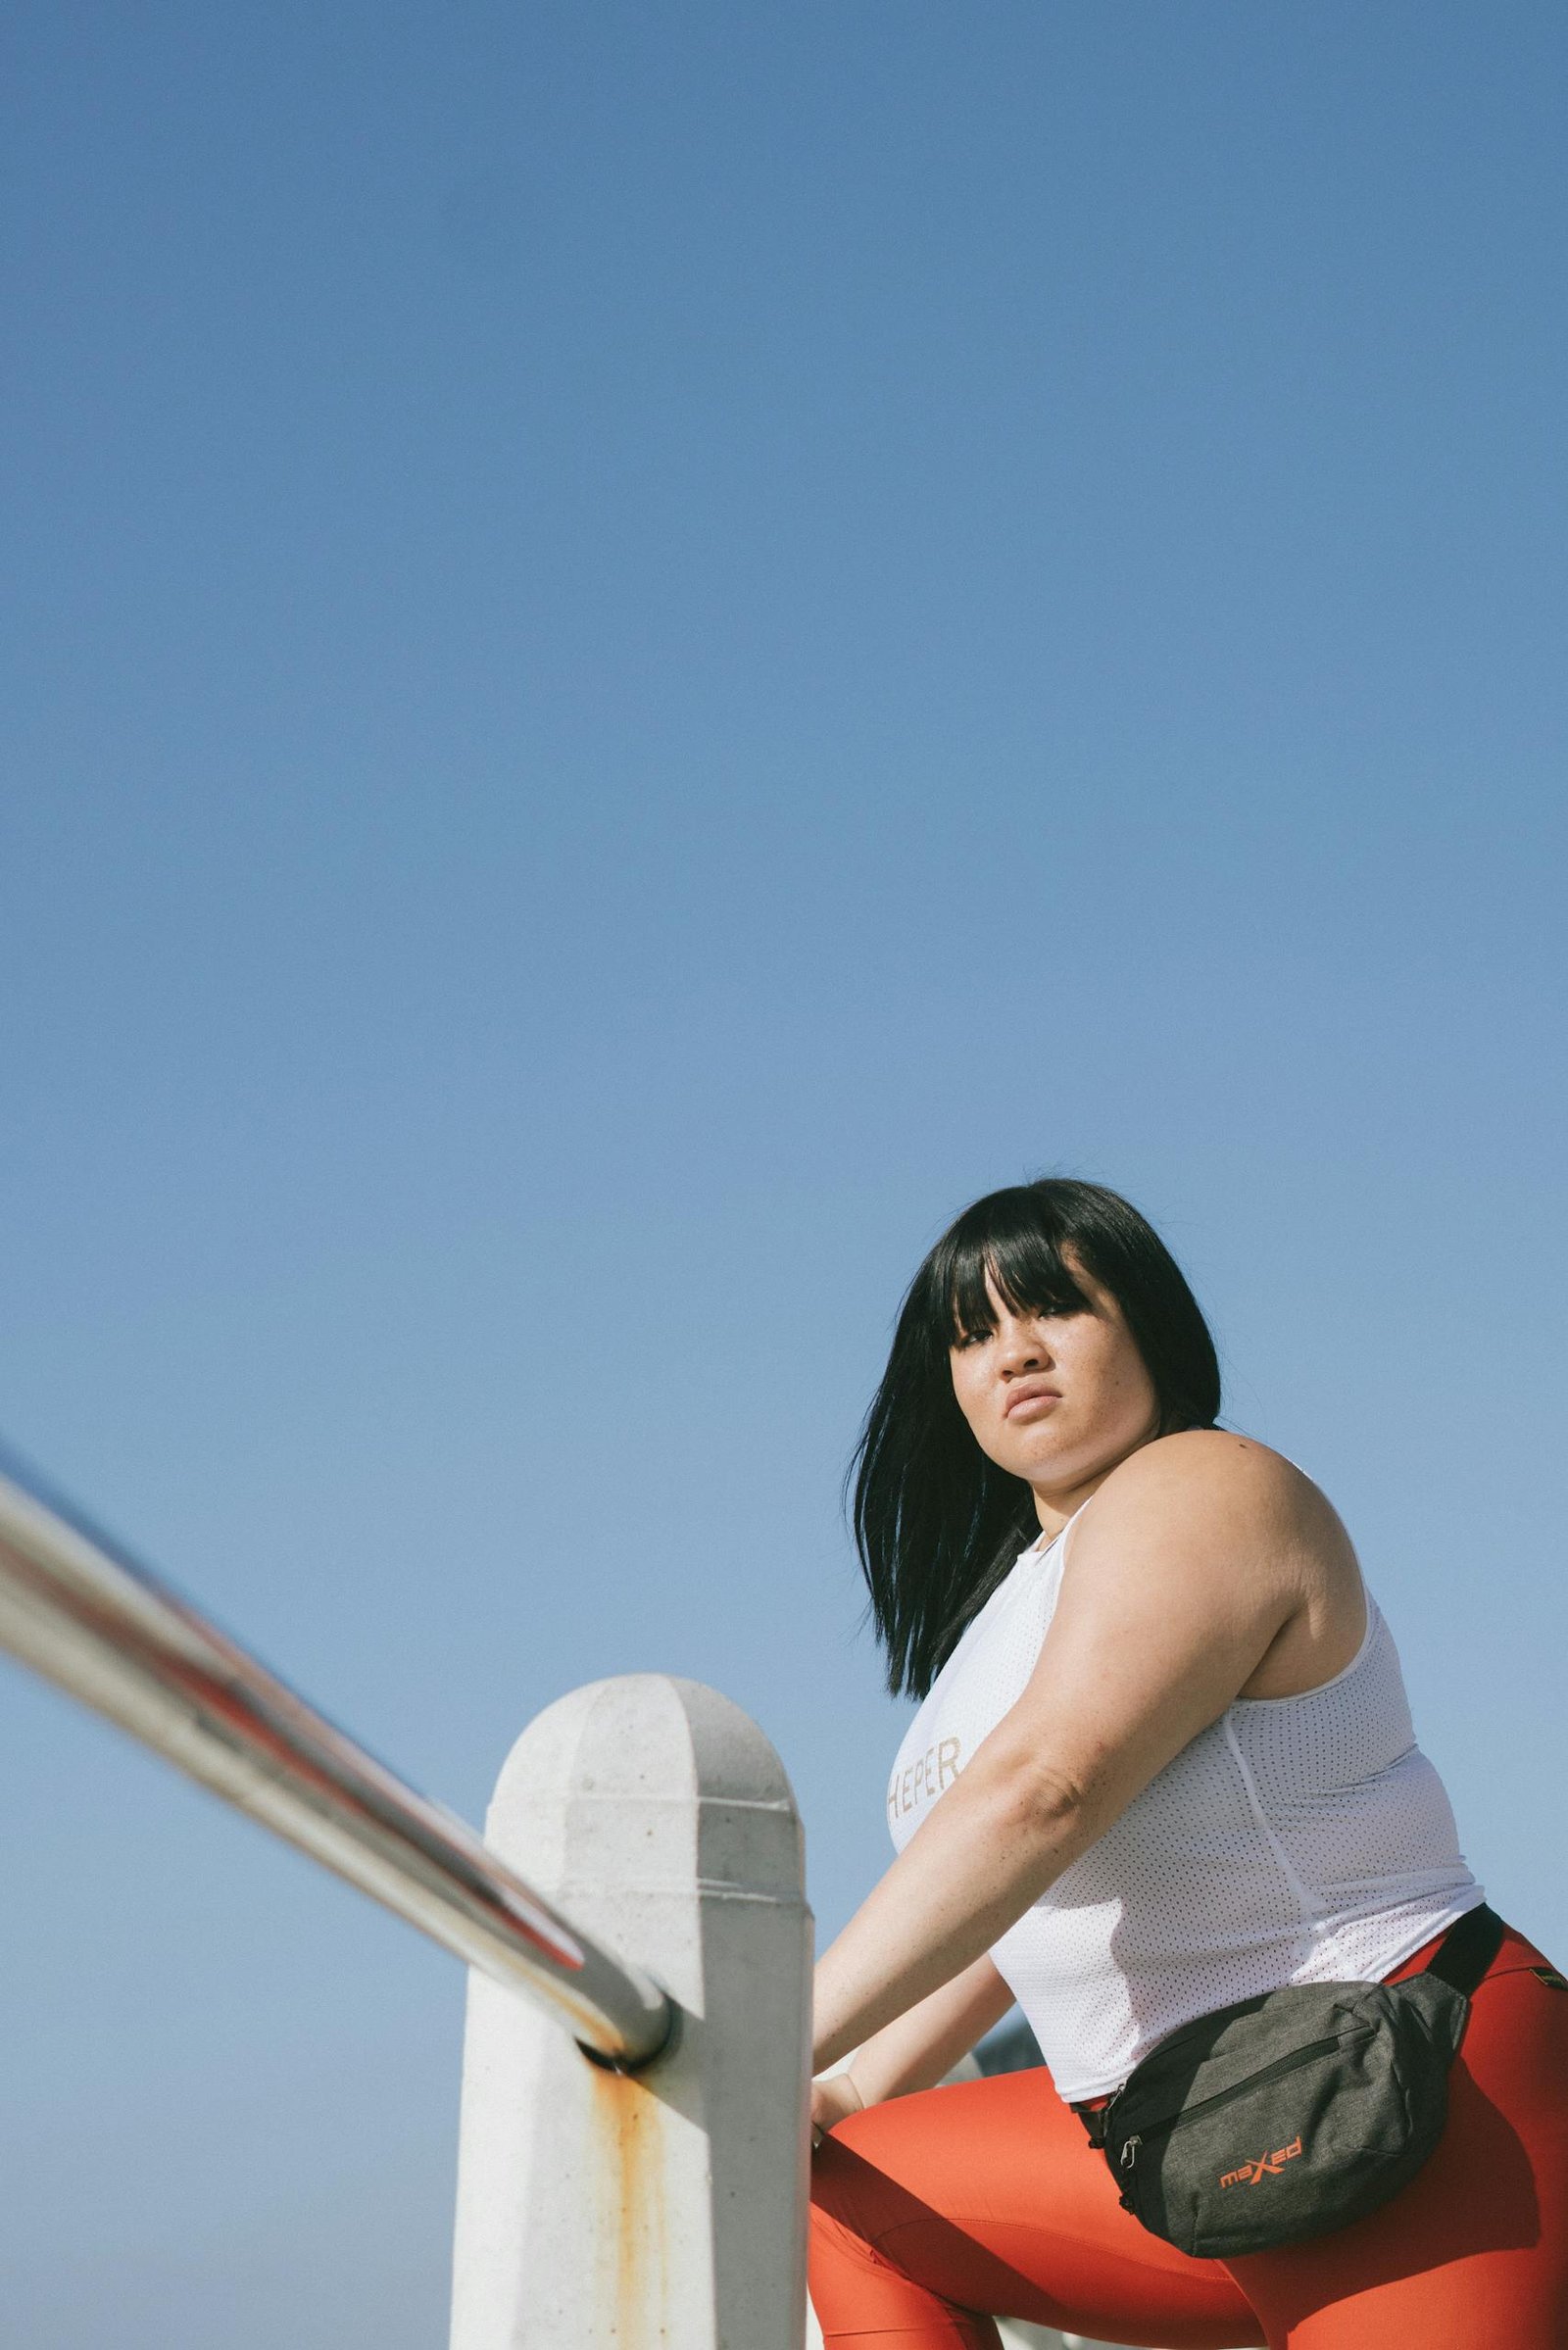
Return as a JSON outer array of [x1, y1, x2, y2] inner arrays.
[[1117, 2024, 1377, 2175]]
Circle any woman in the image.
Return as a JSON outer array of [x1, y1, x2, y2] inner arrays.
[[808, 1180, 1568, 2348]]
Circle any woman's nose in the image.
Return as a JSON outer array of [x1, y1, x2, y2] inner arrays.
[[996, 1317, 1051, 1373]]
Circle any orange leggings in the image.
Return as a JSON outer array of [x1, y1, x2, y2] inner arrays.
[[809, 1922, 1568, 2348]]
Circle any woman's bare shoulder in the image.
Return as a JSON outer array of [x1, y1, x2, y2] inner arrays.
[[1090, 1430, 1347, 1551]]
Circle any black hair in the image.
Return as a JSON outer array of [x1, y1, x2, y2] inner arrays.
[[850, 1178, 1221, 1698]]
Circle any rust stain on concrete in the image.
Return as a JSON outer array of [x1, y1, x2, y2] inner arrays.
[[586, 2061, 670, 2344]]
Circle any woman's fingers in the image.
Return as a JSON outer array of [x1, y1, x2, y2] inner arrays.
[[810, 2070, 866, 2150]]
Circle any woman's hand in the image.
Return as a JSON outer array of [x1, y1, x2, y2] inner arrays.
[[810, 2070, 865, 2149]]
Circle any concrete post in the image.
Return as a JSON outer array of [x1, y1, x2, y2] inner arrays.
[[450, 1675, 812, 2350]]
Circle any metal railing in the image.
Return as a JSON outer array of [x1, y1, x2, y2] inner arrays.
[[0, 1444, 1136, 2350], [0, 1450, 673, 2067]]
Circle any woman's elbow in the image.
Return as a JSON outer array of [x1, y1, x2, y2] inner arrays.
[[990, 1750, 1096, 1842]]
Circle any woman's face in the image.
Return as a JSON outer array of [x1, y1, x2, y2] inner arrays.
[[948, 1256, 1161, 1507]]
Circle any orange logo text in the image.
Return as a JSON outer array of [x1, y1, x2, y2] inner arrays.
[[1219, 2136, 1303, 2189]]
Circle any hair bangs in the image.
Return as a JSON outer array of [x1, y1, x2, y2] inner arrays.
[[938, 1201, 1091, 1345]]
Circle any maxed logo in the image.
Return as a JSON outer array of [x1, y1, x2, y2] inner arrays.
[[1219, 2135, 1304, 2189]]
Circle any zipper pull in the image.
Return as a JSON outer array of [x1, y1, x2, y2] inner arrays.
[[1119, 2134, 1141, 2172]]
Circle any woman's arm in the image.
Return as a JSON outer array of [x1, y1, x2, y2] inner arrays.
[[811, 1952, 1014, 2138], [813, 1433, 1334, 2075]]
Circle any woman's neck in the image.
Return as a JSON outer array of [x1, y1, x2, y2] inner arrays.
[[1031, 1431, 1159, 1539]]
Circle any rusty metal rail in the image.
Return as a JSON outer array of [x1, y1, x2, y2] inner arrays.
[[0, 1451, 674, 2067]]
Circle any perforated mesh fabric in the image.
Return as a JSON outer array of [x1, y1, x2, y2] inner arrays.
[[886, 1526, 1482, 2103]]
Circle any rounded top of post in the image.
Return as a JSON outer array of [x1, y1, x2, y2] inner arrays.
[[500, 1674, 795, 1804], [488, 1675, 806, 1905]]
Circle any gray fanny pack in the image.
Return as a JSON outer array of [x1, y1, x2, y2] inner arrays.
[[1078, 1904, 1503, 2259]]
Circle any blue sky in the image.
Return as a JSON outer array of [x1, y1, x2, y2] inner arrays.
[[2, 4, 1564, 2342]]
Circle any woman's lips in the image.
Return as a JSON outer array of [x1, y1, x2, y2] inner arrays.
[[1004, 1386, 1061, 1421]]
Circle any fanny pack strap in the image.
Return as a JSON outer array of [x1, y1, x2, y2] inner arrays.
[[1423, 1901, 1504, 1997]]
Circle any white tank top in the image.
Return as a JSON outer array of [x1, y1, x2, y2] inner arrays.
[[887, 1516, 1483, 2101]]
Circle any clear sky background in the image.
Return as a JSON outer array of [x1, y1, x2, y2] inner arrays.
[[1, 4, 1564, 2342]]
